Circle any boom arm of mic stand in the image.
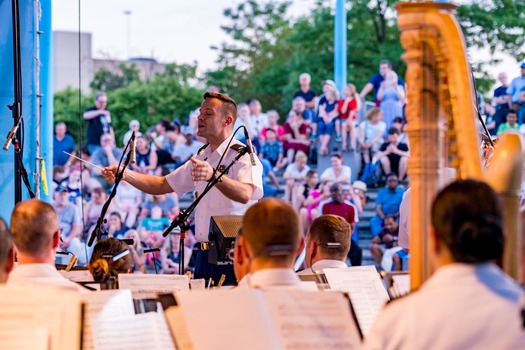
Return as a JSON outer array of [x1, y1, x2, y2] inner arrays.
[[88, 146, 134, 247], [161, 146, 249, 238]]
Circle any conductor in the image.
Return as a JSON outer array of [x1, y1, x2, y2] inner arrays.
[[102, 92, 263, 283]]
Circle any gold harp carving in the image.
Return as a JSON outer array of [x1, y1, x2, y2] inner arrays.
[[395, 1, 524, 289]]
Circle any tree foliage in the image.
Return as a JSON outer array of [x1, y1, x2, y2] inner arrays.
[[90, 63, 141, 92]]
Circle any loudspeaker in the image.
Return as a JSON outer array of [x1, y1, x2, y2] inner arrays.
[[208, 215, 243, 265]]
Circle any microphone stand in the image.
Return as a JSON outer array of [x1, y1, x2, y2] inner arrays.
[[161, 145, 250, 275], [88, 133, 136, 247]]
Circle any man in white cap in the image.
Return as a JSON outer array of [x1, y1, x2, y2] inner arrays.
[[123, 119, 142, 146]]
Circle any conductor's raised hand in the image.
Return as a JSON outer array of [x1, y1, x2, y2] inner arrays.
[[190, 157, 213, 182], [101, 164, 119, 184]]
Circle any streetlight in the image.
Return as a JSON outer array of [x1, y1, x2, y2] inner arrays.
[[123, 10, 132, 59]]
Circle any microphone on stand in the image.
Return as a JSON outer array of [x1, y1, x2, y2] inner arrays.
[[243, 127, 256, 166], [129, 131, 137, 164]]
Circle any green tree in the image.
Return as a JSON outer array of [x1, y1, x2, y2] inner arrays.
[[90, 63, 141, 92]]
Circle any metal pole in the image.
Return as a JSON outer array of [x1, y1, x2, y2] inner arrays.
[[34, 0, 42, 198], [334, 0, 347, 94], [124, 10, 132, 59]]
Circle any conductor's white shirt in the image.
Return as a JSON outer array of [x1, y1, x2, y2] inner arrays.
[[364, 263, 525, 350], [166, 137, 263, 242]]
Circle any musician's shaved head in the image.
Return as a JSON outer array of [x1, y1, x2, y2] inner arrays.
[[242, 198, 301, 266]]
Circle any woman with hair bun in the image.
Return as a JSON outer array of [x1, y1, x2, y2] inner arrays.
[[88, 238, 133, 287], [366, 179, 525, 349]]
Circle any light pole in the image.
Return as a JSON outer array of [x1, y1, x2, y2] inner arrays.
[[123, 10, 132, 59]]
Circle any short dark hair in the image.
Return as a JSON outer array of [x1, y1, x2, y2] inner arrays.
[[386, 173, 398, 181], [380, 59, 392, 68], [507, 109, 518, 116], [308, 215, 351, 260], [388, 127, 400, 135], [204, 92, 238, 123], [431, 179, 504, 263]]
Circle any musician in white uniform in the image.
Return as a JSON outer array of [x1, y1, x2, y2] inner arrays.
[[103, 92, 263, 283], [365, 179, 525, 349]]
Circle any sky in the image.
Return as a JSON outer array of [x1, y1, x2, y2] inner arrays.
[[51, 0, 521, 92]]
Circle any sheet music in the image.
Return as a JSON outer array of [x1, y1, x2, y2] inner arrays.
[[169, 289, 280, 350], [93, 312, 176, 350], [58, 269, 94, 282], [324, 266, 390, 337], [392, 274, 410, 297], [264, 290, 362, 349], [118, 274, 190, 298], [0, 328, 48, 350], [0, 285, 81, 350], [81, 290, 135, 350], [189, 278, 205, 290]]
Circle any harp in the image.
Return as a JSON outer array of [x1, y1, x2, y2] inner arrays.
[[395, 1, 524, 289]]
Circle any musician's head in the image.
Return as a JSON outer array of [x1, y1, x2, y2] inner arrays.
[[198, 92, 237, 141], [240, 198, 303, 270], [10, 199, 60, 265], [0, 217, 14, 283], [431, 179, 504, 268], [88, 238, 133, 284], [305, 215, 350, 268]]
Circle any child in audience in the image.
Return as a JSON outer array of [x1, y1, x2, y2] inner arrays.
[[358, 108, 386, 164], [259, 128, 287, 171], [160, 231, 193, 274], [338, 83, 361, 151], [124, 229, 146, 273], [283, 110, 311, 164], [139, 206, 171, 248]]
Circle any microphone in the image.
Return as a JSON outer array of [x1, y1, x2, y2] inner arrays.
[[3, 119, 21, 151], [143, 248, 161, 254], [129, 131, 137, 164], [243, 127, 256, 166]]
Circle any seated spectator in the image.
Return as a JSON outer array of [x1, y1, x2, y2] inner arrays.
[[391, 116, 409, 146], [88, 238, 133, 287], [249, 99, 269, 151], [259, 128, 287, 170], [115, 180, 143, 228], [351, 180, 368, 212], [299, 171, 329, 235], [84, 187, 114, 234], [53, 122, 76, 167], [311, 80, 336, 141], [369, 173, 404, 237], [106, 212, 130, 239], [171, 126, 205, 169], [139, 206, 171, 248], [375, 127, 410, 181], [289, 96, 315, 124], [293, 72, 317, 110], [260, 110, 286, 141], [149, 120, 183, 166], [0, 218, 14, 283], [90, 134, 124, 190], [235, 198, 305, 289], [131, 135, 158, 175], [53, 186, 84, 265], [370, 214, 402, 270], [320, 152, 352, 185], [160, 232, 192, 274], [8, 199, 85, 291], [139, 194, 179, 222], [337, 83, 361, 151], [319, 182, 362, 266], [283, 110, 311, 164], [124, 229, 146, 273], [317, 89, 340, 155], [358, 108, 386, 165], [233, 103, 250, 144], [260, 157, 282, 198], [299, 215, 351, 275], [63, 167, 83, 210], [365, 179, 525, 349], [283, 151, 310, 208], [499, 109, 519, 135], [122, 119, 142, 147]]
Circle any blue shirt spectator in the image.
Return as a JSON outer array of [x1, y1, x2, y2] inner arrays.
[[259, 139, 284, 167], [53, 122, 76, 167], [370, 174, 405, 236]]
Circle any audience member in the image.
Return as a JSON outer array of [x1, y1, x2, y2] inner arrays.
[[124, 229, 146, 273], [8, 199, 85, 291], [172, 127, 205, 169], [352, 180, 368, 210], [299, 171, 329, 235], [498, 109, 519, 135], [365, 179, 525, 349], [290, 96, 315, 125], [490, 72, 510, 134], [131, 135, 158, 174], [259, 128, 287, 170], [248, 99, 268, 142], [83, 92, 114, 155], [337, 83, 361, 151], [358, 108, 386, 165], [53, 122, 76, 167], [377, 71, 405, 130], [90, 134, 124, 190], [391, 116, 409, 146], [236, 198, 304, 288], [0, 218, 14, 283], [311, 80, 337, 141], [53, 186, 84, 265], [506, 62, 525, 124], [293, 72, 317, 110], [260, 110, 286, 141], [234, 103, 250, 144], [160, 232, 192, 274], [320, 152, 352, 184], [299, 215, 351, 275], [106, 212, 130, 239], [84, 187, 113, 234], [359, 59, 406, 102], [122, 119, 142, 147], [370, 214, 401, 271], [282, 110, 310, 164], [317, 89, 341, 155], [283, 151, 310, 208], [139, 206, 171, 248], [375, 127, 410, 181], [88, 238, 133, 287], [370, 173, 404, 237], [139, 194, 179, 222], [115, 180, 143, 228]]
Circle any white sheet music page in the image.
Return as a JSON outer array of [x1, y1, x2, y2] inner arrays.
[[0, 285, 82, 350], [92, 312, 176, 350], [0, 328, 48, 350], [169, 289, 280, 350], [118, 274, 190, 298], [264, 290, 362, 349], [392, 274, 410, 297], [81, 289, 135, 350], [58, 269, 94, 282], [324, 266, 390, 337]]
